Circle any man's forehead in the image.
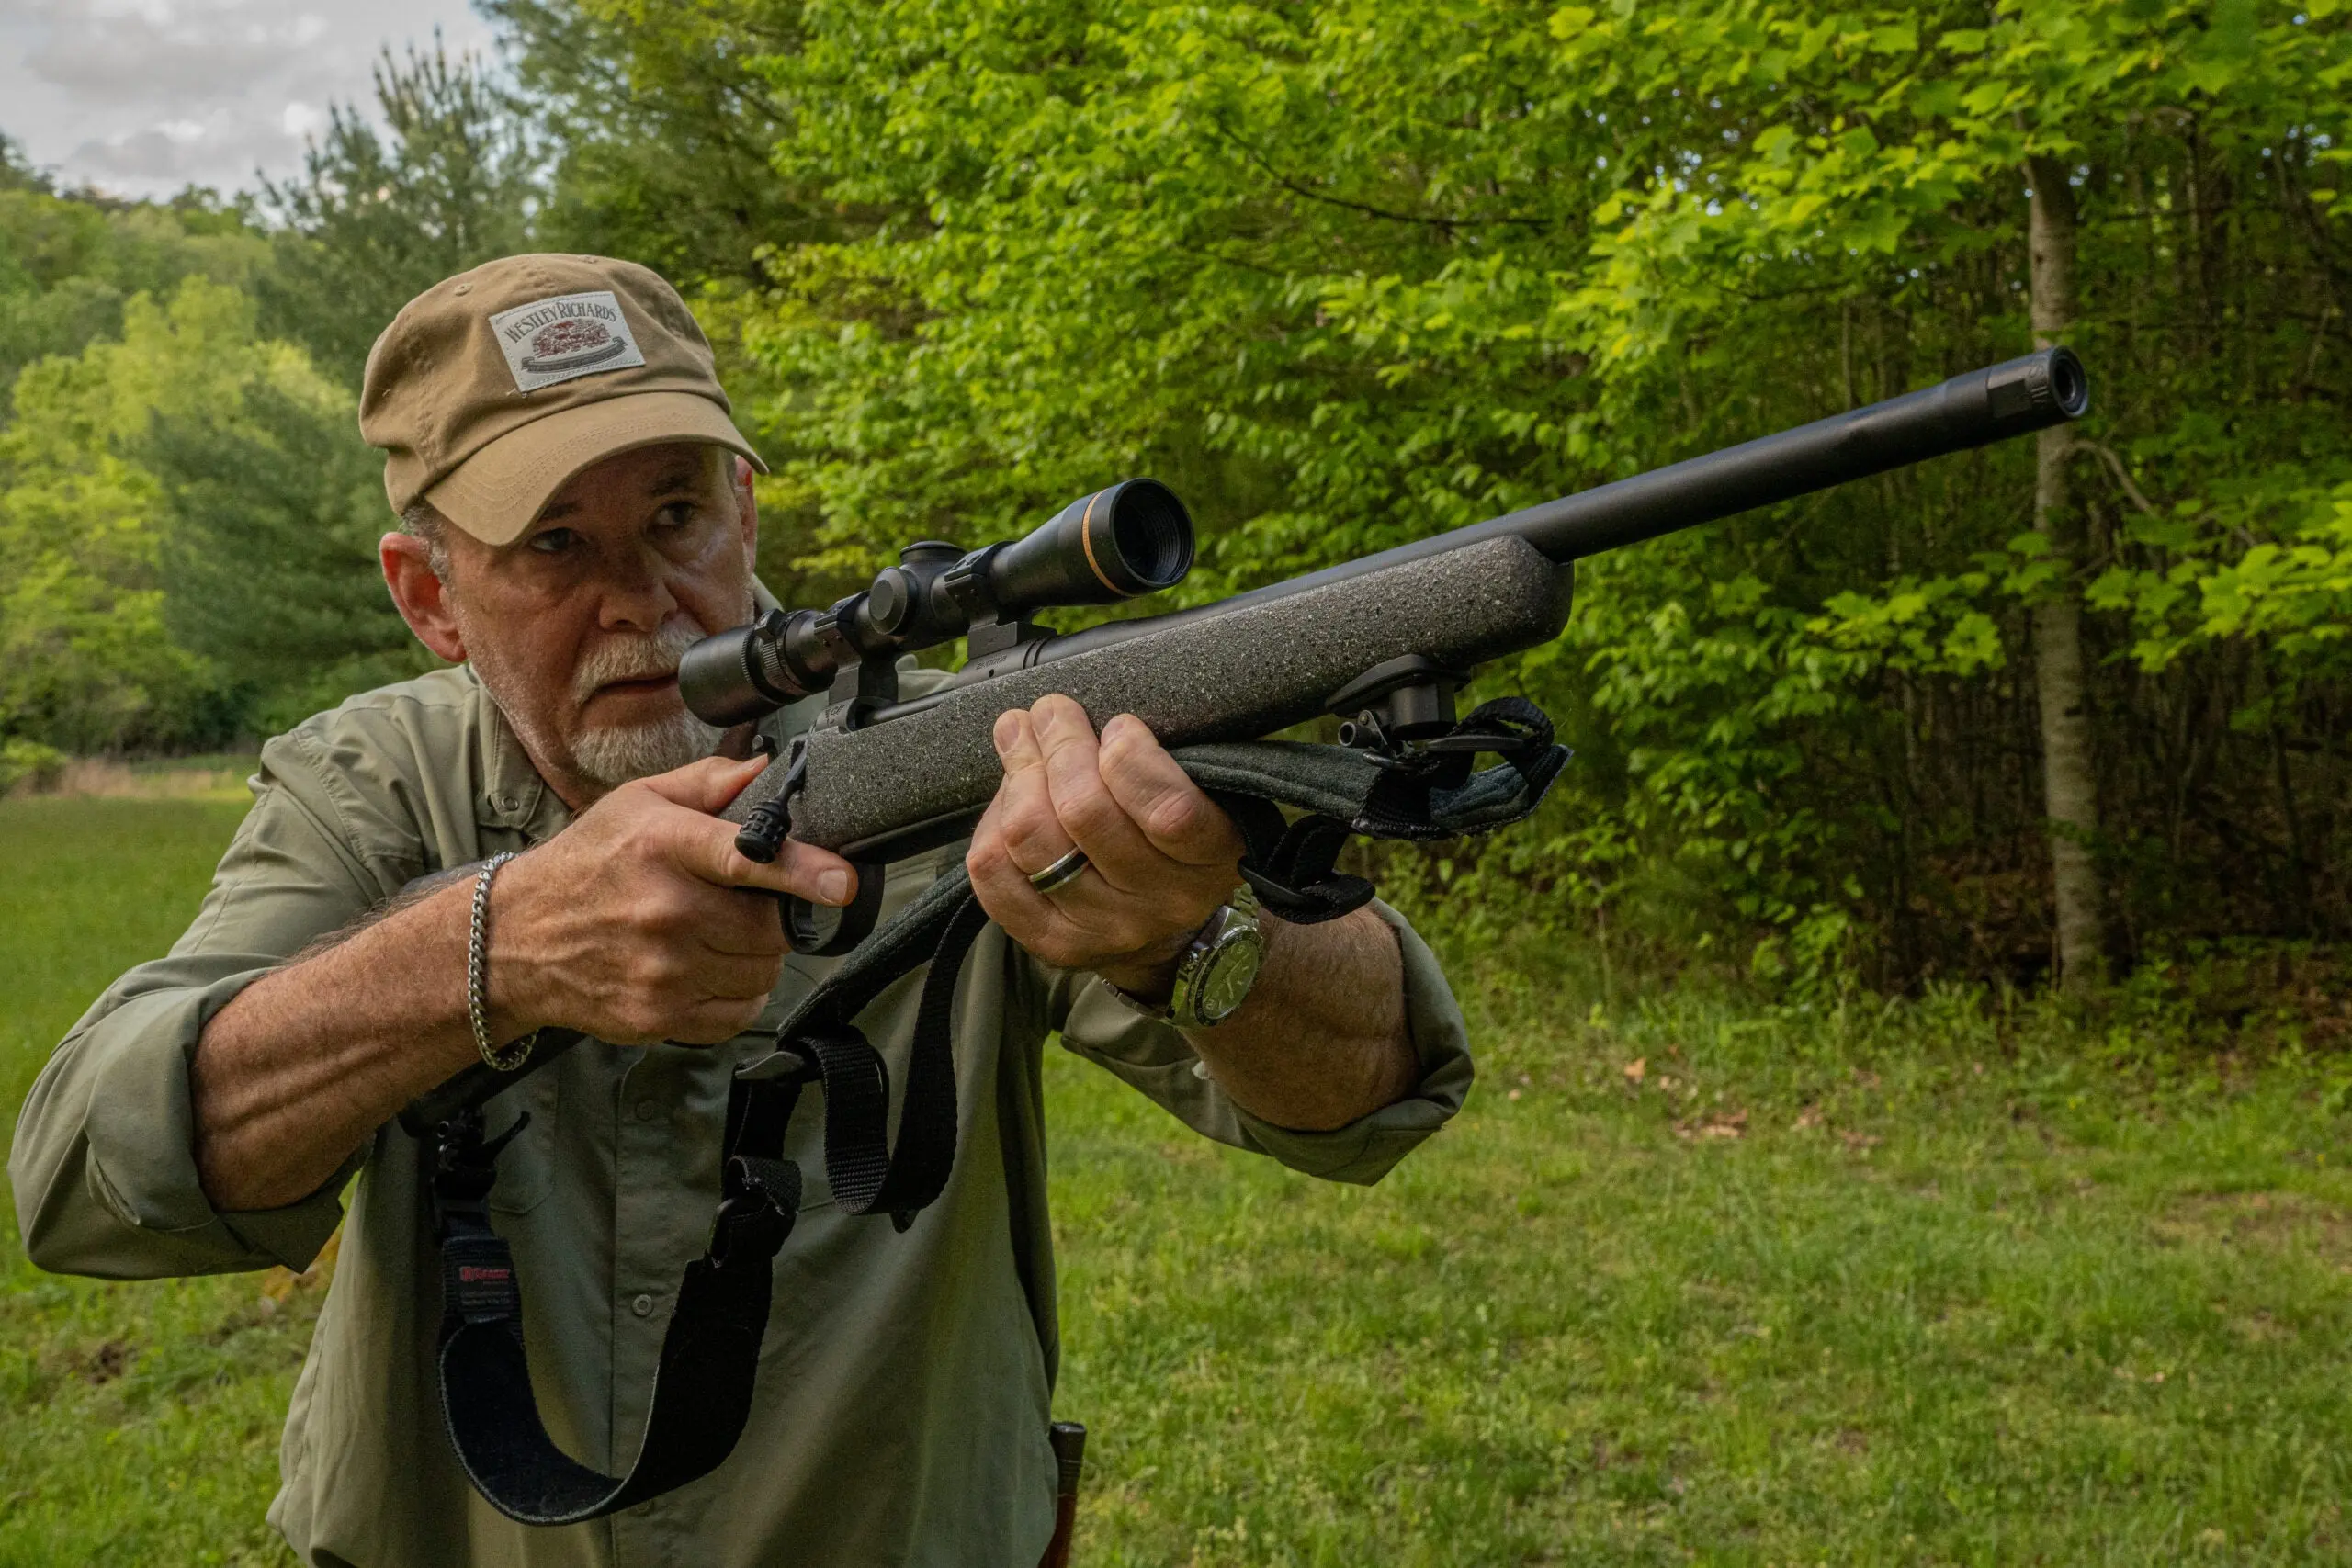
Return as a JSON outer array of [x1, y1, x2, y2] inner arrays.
[[535, 444, 726, 525]]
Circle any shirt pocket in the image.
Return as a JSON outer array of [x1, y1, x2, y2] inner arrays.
[[483, 1055, 561, 1216]]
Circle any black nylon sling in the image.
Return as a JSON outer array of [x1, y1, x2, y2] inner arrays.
[[424, 705, 1568, 1526]]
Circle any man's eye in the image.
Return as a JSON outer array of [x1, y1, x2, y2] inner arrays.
[[655, 502, 697, 530], [527, 527, 580, 556]]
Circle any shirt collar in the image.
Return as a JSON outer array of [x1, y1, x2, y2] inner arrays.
[[469, 667, 567, 839]]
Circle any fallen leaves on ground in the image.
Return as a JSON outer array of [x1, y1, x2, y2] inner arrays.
[[1676, 1108, 1749, 1142]]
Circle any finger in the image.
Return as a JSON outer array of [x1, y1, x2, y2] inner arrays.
[[1098, 714, 1245, 866], [663, 810, 858, 907], [1032, 696, 1168, 893], [688, 888, 793, 959], [989, 708, 1076, 874], [632, 753, 771, 814], [967, 825, 1090, 964]]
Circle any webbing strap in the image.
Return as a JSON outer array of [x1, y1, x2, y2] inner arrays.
[[799, 888, 990, 1229]]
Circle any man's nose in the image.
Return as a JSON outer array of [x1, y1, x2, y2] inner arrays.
[[597, 542, 682, 633]]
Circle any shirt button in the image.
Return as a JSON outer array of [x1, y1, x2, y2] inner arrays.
[[634, 1099, 663, 1122], [632, 1293, 655, 1318]]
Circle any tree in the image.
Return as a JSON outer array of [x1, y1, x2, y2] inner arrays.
[[257, 41, 542, 383], [0, 170, 264, 401], [488, 0, 847, 290], [148, 378, 435, 734], [0, 133, 52, 196], [2026, 154, 2105, 992]]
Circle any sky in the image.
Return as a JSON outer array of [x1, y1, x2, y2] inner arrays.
[[0, 0, 498, 200]]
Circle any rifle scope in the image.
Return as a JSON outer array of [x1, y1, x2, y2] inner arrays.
[[681, 478, 1193, 726]]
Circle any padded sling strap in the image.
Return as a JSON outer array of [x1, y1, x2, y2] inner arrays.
[[424, 709, 1569, 1525]]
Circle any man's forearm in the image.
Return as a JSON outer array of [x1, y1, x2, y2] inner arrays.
[[192, 883, 502, 1213], [1145, 907, 1417, 1133]]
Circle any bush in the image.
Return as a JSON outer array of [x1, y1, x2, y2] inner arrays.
[[0, 738, 65, 793]]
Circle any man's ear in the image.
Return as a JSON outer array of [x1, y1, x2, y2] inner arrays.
[[732, 455, 760, 572], [381, 533, 468, 664]]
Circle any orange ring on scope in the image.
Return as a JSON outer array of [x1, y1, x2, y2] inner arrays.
[[1079, 488, 1114, 593]]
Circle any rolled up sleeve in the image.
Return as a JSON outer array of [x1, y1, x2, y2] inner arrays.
[[1054, 901, 1473, 1186], [9, 766, 393, 1280]]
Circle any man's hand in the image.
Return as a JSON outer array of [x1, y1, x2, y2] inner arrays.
[[192, 753, 854, 1212], [966, 694, 1244, 998], [494, 755, 858, 1044], [967, 694, 1421, 1132]]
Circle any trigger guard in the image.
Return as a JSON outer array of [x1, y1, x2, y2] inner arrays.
[[782, 860, 888, 956]]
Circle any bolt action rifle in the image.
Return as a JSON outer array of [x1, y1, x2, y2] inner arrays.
[[404, 350, 2088, 1526]]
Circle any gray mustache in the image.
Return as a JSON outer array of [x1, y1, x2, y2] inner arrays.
[[572, 621, 706, 705]]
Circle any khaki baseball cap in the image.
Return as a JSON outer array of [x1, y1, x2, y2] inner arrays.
[[360, 254, 766, 547]]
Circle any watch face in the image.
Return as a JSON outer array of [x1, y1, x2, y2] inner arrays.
[[1193, 929, 1268, 1023]]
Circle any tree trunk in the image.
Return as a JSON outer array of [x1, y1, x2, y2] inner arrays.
[[2027, 154, 2106, 992]]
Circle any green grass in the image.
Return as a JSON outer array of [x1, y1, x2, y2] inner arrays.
[[0, 796, 311, 1566], [5, 798, 2352, 1563]]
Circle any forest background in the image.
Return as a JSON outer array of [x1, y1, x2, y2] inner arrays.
[[3, 0, 2348, 1001]]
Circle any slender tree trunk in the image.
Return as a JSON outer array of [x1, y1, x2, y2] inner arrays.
[[2027, 154, 2106, 992]]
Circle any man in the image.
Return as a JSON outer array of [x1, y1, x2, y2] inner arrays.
[[9, 254, 1474, 1565]]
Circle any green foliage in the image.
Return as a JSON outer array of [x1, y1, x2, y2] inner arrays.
[[488, 0, 848, 290], [0, 278, 418, 752], [626, 0, 2352, 986], [0, 173, 263, 397], [0, 739, 63, 793], [147, 379, 435, 734]]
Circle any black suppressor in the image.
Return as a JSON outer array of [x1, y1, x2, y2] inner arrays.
[[680, 478, 1193, 726]]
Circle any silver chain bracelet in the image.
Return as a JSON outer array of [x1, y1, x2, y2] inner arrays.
[[469, 852, 538, 1073]]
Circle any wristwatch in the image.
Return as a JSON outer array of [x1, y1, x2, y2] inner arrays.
[[1114, 886, 1268, 1029]]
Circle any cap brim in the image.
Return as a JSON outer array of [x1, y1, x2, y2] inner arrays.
[[424, 391, 768, 547]]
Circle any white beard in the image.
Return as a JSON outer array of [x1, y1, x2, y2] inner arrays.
[[562, 617, 725, 789], [569, 705, 724, 791], [465, 612, 729, 795]]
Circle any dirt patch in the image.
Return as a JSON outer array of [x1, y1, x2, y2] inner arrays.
[[2152, 1190, 2352, 1269], [80, 1339, 132, 1385], [12, 758, 254, 800]]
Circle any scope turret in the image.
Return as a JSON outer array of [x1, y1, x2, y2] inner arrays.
[[679, 478, 1193, 727]]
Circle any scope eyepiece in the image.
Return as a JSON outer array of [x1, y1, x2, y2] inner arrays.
[[680, 478, 1197, 728], [679, 610, 801, 728]]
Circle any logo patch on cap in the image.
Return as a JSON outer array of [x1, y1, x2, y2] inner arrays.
[[488, 290, 648, 393]]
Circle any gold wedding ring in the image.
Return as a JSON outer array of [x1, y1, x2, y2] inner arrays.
[[1027, 846, 1091, 895]]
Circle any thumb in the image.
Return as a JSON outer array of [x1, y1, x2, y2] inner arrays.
[[631, 754, 771, 815]]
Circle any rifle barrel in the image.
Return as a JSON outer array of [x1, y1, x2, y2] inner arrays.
[[1491, 346, 2086, 562]]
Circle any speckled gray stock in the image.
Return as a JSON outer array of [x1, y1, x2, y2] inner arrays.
[[739, 536, 1573, 854]]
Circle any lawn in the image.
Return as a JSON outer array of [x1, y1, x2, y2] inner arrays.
[[3, 795, 2350, 1564]]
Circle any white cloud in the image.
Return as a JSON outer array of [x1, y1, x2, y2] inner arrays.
[[0, 0, 497, 198]]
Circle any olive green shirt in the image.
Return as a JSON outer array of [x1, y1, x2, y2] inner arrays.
[[7, 664, 1474, 1568]]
